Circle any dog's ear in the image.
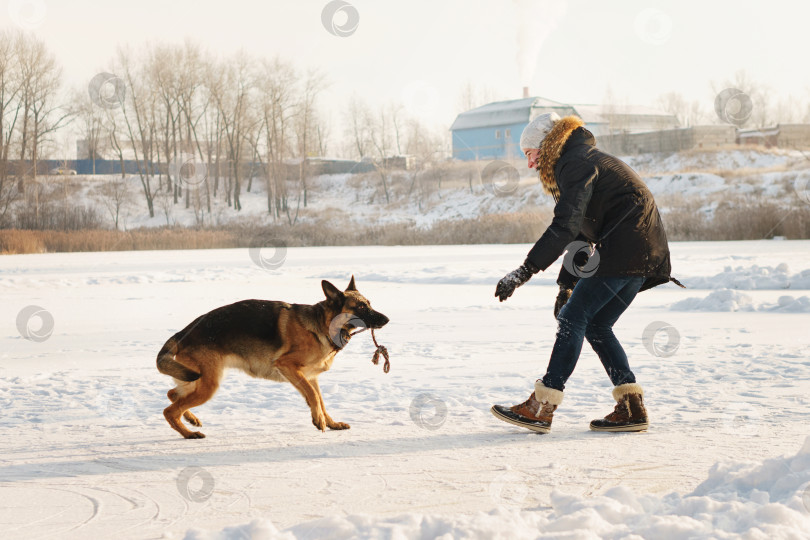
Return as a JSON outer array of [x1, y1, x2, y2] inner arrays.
[[322, 280, 344, 303], [346, 275, 357, 292]]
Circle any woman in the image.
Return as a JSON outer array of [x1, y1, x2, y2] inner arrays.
[[490, 112, 683, 434]]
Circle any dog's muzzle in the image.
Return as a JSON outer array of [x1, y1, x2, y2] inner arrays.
[[369, 311, 389, 329]]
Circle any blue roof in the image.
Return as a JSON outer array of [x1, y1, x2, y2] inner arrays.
[[450, 97, 573, 131], [450, 96, 677, 132]]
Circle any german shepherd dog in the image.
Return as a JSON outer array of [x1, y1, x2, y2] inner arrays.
[[156, 277, 389, 439]]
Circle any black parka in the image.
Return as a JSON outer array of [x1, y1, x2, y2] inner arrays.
[[525, 126, 675, 292]]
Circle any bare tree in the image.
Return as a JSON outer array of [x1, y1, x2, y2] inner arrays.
[[73, 88, 107, 173], [207, 51, 255, 211], [149, 44, 182, 203], [345, 96, 371, 159], [771, 94, 808, 124], [656, 91, 705, 127], [116, 46, 159, 217], [367, 104, 395, 204], [156, 185, 174, 226], [104, 104, 127, 179], [159, 41, 212, 212], [316, 121, 329, 157], [0, 30, 23, 222], [96, 176, 134, 230], [404, 116, 445, 206], [390, 103, 405, 156], [601, 85, 632, 134], [183, 43, 213, 213], [16, 34, 71, 183], [292, 69, 327, 210], [457, 80, 499, 113], [256, 56, 296, 219], [712, 70, 772, 128]]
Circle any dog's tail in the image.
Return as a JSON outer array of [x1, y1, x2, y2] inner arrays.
[[156, 337, 201, 382]]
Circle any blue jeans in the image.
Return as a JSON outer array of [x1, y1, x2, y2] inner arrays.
[[541, 276, 645, 391]]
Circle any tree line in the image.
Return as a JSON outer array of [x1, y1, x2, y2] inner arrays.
[[2, 30, 807, 230], [0, 31, 446, 227]]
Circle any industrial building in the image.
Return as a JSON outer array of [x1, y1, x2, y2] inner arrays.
[[449, 91, 680, 160]]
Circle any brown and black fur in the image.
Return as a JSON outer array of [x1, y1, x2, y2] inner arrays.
[[156, 277, 389, 439]]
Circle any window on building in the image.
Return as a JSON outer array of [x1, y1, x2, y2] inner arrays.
[[495, 130, 501, 139], [505, 129, 511, 138]]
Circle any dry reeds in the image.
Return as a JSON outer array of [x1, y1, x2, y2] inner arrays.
[[2, 201, 808, 255]]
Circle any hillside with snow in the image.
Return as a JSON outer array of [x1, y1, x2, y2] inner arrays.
[[26, 147, 810, 235]]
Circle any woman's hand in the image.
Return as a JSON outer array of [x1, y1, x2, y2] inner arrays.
[[554, 287, 573, 318], [495, 261, 539, 302]]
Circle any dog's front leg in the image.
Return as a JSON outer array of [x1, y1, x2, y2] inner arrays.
[[276, 363, 327, 431], [311, 378, 350, 430]]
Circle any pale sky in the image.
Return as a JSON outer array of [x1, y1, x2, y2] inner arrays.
[[3, 0, 809, 155]]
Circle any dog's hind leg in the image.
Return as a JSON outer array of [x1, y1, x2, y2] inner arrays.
[[167, 386, 202, 427], [163, 368, 220, 439], [183, 411, 202, 427], [311, 378, 350, 430]]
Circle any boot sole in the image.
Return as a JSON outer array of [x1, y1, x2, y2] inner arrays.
[[490, 405, 551, 434], [589, 422, 649, 432]]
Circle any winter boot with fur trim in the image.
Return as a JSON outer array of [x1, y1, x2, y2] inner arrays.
[[491, 382, 564, 434], [589, 383, 649, 432]]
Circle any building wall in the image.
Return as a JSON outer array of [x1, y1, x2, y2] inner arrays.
[[452, 121, 612, 160], [452, 123, 526, 161], [598, 125, 737, 155], [7, 158, 148, 176], [600, 114, 680, 134], [691, 125, 738, 148], [777, 124, 810, 149]]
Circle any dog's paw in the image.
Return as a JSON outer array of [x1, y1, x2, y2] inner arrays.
[[328, 421, 351, 430], [184, 431, 206, 439], [183, 412, 202, 427], [312, 415, 327, 432]]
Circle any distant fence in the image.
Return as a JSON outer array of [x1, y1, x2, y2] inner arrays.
[[599, 125, 736, 154], [599, 124, 810, 155], [5, 159, 148, 176], [5, 157, 379, 178]]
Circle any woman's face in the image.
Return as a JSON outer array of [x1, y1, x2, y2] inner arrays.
[[523, 148, 542, 170]]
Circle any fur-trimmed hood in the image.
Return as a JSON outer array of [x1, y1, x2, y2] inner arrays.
[[537, 115, 586, 199]]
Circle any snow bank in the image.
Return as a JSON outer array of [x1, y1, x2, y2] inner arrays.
[[682, 264, 810, 290], [671, 289, 810, 312], [621, 148, 802, 175], [760, 295, 810, 312], [184, 437, 810, 539], [643, 173, 727, 196], [672, 262, 810, 312], [671, 289, 756, 312]]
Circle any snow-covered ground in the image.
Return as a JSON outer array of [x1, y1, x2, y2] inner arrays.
[[1, 240, 809, 539], [620, 147, 807, 175]]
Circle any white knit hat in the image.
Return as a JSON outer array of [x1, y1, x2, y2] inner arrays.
[[519, 112, 561, 150]]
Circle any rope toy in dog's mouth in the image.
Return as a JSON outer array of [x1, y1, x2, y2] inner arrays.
[[347, 327, 390, 373], [371, 329, 390, 373]]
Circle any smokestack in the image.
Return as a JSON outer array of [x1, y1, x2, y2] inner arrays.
[[523, 86, 529, 99]]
